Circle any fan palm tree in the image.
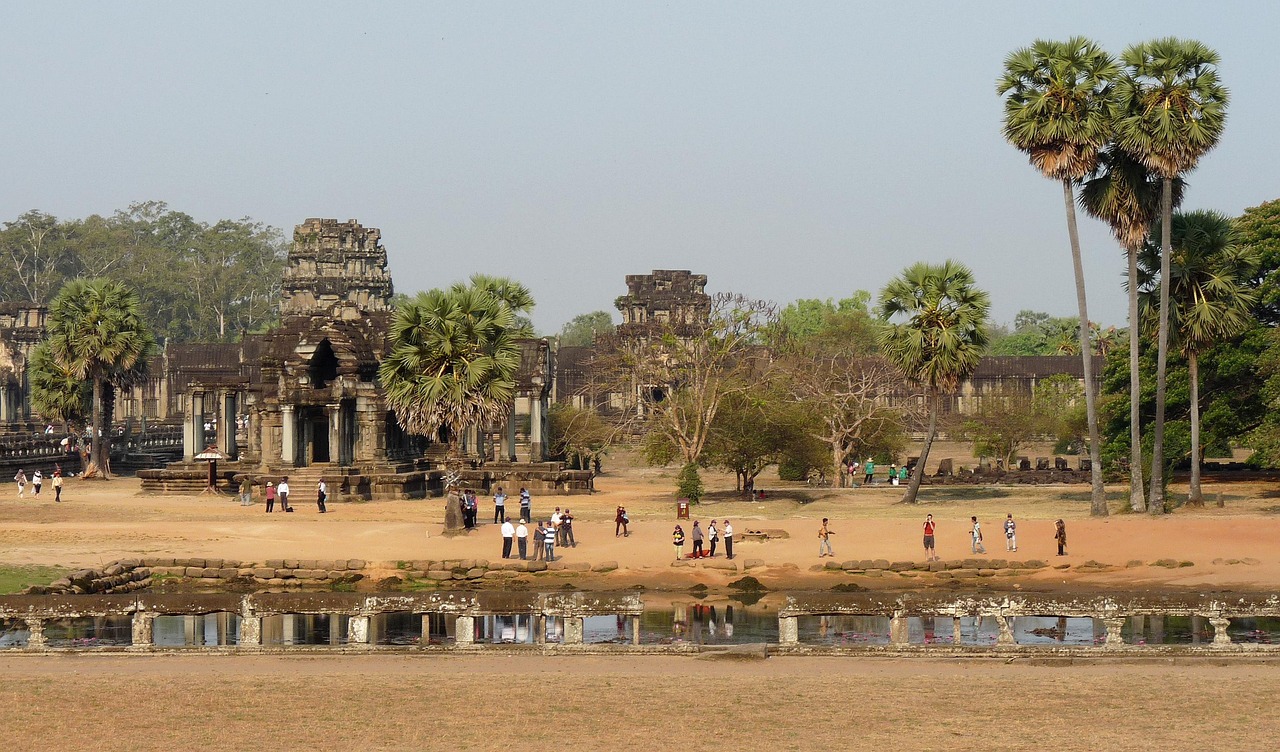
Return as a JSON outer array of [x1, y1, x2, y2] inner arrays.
[[998, 36, 1117, 516], [878, 261, 990, 504], [1114, 38, 1229, 513], [1138, 210, 1257, 505], [379, 283, 523, 459], [45, 278, 155, 478], [1080, 147, 1185, 511], [28, 340, 89, 430], [453, 273, 536, 337]]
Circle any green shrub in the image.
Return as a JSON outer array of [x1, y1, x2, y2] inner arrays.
[[677, 463, 704, 503]]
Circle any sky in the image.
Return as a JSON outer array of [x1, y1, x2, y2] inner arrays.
[[3, 1, 1278, 334]]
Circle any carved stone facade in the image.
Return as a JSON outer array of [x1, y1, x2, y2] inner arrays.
[[614, 269, 710, 340], [0, 303, 45, 423]]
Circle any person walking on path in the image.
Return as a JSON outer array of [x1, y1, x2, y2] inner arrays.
[[278, 477, 292, 512], [615, 506, 629, 537], [691, 520, 704, 558], [923, 514, 938, 561], [1004, 514, 1017, 552], [531, 521, 546, 562], [516, 520, 529, 560], [52, 470, 63, 502], [970, 516, 986, 554], [316, 479, 328, 513], [519, 487, 532, 524], [863, 458, 875, 485], [31, 470, 42, 498], [543, 520, 556, 562], [708, 520, 720, 557], [723, 519, 735, 560], [818, 518, 835, 557], [561, 508, 576, 547], [493, 487, 507, 524], [239, 477, 253, 506], [265, 481, 277, 513], [14, 469, 27, 498], [673, 525, 686, 560], [1055, 519, 1067, 556], [501, 519, 515, 559]]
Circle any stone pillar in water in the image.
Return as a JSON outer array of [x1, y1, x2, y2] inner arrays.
[[890, 612, 910, 645], [631, 615, 641, 646], [995, 615, 1015, 646], [348, 615, 370, 645], [778, 616, 799, 645], [238, 597, 261, 647], [130, 612, 154, 649], [563, 617, 584, 645], [455, 615, 475, 645], [1103, 617, 1125, 647], [1210, 616, 1232, 646], [952, 616, 963, 645], [25, 618, 45, 650]]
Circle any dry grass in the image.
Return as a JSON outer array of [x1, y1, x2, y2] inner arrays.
[[1, 654, 1275, 750]]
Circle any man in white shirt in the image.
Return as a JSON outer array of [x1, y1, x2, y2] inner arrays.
[[494, 487, 507, 524], [723, 519, 735, 560], [515, 520, 529, 560], [971, 516, 986, 554], [278, 477, 292, 512], [551, 508, 563, 546], [501, 519, 515, 559]]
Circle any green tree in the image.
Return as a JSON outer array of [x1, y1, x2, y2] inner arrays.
[[676, 462, 704, 503], [1114, 38, 1229, 514], [28, 340, 89, 429], [45, 278, 156, 478], [1236, 199, 1280, 325], [455, 274, 536, 337], [998, 36, 1117, 517], [379, 283, 524, 459], [878, 261, 990, 504], [0, 210, 75, 303], [1139, 210, 1257, 505], [771, 292, 880, 354], [557, 311, 615, 347], [547, 402, 614, 471]]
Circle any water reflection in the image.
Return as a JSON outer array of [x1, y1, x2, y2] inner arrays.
[[43, 616, 132, 648], [0, 618, 29, 648], [154, 613, 240, 647]]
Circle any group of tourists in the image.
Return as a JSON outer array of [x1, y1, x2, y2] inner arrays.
[[671, 519, 734, 560], [235, 476, 331, 514], [12, 467, 65, 502], [817, 513, 1069, 561], [498, 504, 576, 561], [845, 458, 910, 486]]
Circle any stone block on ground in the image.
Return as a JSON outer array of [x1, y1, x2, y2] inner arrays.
[[705, 560, 738, 572], [871, 559, 890, 570], [889, 561, 915, 572], [951, 568, 979, 578], [743, 559, 765, 570], [977, 569, 997, 577], [823, 560, 843, 570], [592, 561, 619, 573], [526, 561, 548, 572], [347, 559, 366, 570]]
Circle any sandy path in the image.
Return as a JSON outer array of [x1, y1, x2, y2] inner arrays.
[[0, 653, 1276, 750]]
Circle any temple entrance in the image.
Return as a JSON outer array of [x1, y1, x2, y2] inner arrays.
[[296, 406, 330, 465]]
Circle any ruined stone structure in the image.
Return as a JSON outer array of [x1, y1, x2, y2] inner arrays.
[[614, 269, 710, 340], [0, 302, 45, 423]]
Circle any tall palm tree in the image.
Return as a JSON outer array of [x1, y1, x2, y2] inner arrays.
[[1080, 147, 1185, 511], [379, 283, 523, 458], [45, 278, 155, 478], [1114, 38, 1229, 513], [1138, 210, 1257, 505], [453, 274, 536, 337], [28, 340, 89, 430], [998, 36, 1117, 517], [878, 261, 990, 504]]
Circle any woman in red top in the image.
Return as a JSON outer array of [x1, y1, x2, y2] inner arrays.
[[265, 481, 277, 513], [923, 514, 938, 561]]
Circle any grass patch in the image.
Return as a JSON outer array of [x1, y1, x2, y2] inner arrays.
[[1053, 490, 1130, 504], [914, 487, 1011, 502], [0, 564, 71, 594]]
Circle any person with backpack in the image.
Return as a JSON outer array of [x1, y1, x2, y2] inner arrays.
[[1004, 514, 1017, 552], [971, 516, 986, 554], [14, 469, 27, 498], [615, 506, 629, 537]]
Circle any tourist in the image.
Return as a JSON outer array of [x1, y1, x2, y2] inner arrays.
[[532, 521, 546, 562], [265, 481, 277, 513], [847, 460, 858, 485], [708, 519, 719, 557], [317, 479, 328, 513], [31, 469, 42, 497], [519, 487, 532, 523], [889, 463, 899, 486], [615, 506, 629, 537], [863, 457, 875, 485], [501, 518, 515, 559], [543, 519, 556, 562], [818, 518, 834, 557], [672, 525, 685, 560], [493, 487, 507, 524], [923, 514, 938, 561], [1055, 519, 1067, 556], [14, 469, 27, 498], [898, 465, 909, 485], [723, 519, 734, 560], [516, 519, 529, 560], [278, 477, 292, 512], [51, 470, 63, 502], [691, 520, 704, 558], [970, 516, 986, 554], [561, 508, 576, 547], [551, 507, 563, 545], [239, 476, 253, 506], [1004, 514, 1017, 552]]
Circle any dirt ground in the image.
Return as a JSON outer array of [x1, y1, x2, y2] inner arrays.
[[2, 447, 1279, 592], [0, 653, 1276, 751]]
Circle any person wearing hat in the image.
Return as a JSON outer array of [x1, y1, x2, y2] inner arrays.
[[672, 525, 686, 560], [265, 481, 277, 513]]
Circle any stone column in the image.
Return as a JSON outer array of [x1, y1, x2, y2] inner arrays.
[[952, 616, 963, 645], [455, 615, 475, 645], [1103, 617, 1125, 647], [1210, 616, 1232, 646], [631, 615, 641, 646], [182, 393, 196, 462], [24, 617, 45, 650], [890, 612, 910, 646], [505, 407, 517, 462], [530, 391, 544, 462], [778, 615, 799, 645], [238, 596, 261, 648], [130, 612, 155, 649], [281, 405, 296, 467], [192, 391, 206, 452], [348, 615, 371, 646], [563, 616, 584, 645], [329, 405, 341, 465], [995, 615, 1016, 646], [421, 614, 434, 646], [220, 391, 237, 458]]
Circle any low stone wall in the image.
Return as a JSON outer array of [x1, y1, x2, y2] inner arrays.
[[143, 557, 368, 588], [23, 560, 152, 596]]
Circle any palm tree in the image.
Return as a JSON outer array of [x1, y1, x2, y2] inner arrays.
[[1138, 210, 1257, 505], [453, 274, 536, 337], [878, 261, 990, 504], [45, 278, 155, 478], [1080, 147, 1185, 511], [379, 283, 523, 459], [1114, 38, 1229, 514], [998, 37, 1117, 516], [28, 340, 89, 430]]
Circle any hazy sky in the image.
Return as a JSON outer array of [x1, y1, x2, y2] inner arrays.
[[3, 2, 1277, 333]]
